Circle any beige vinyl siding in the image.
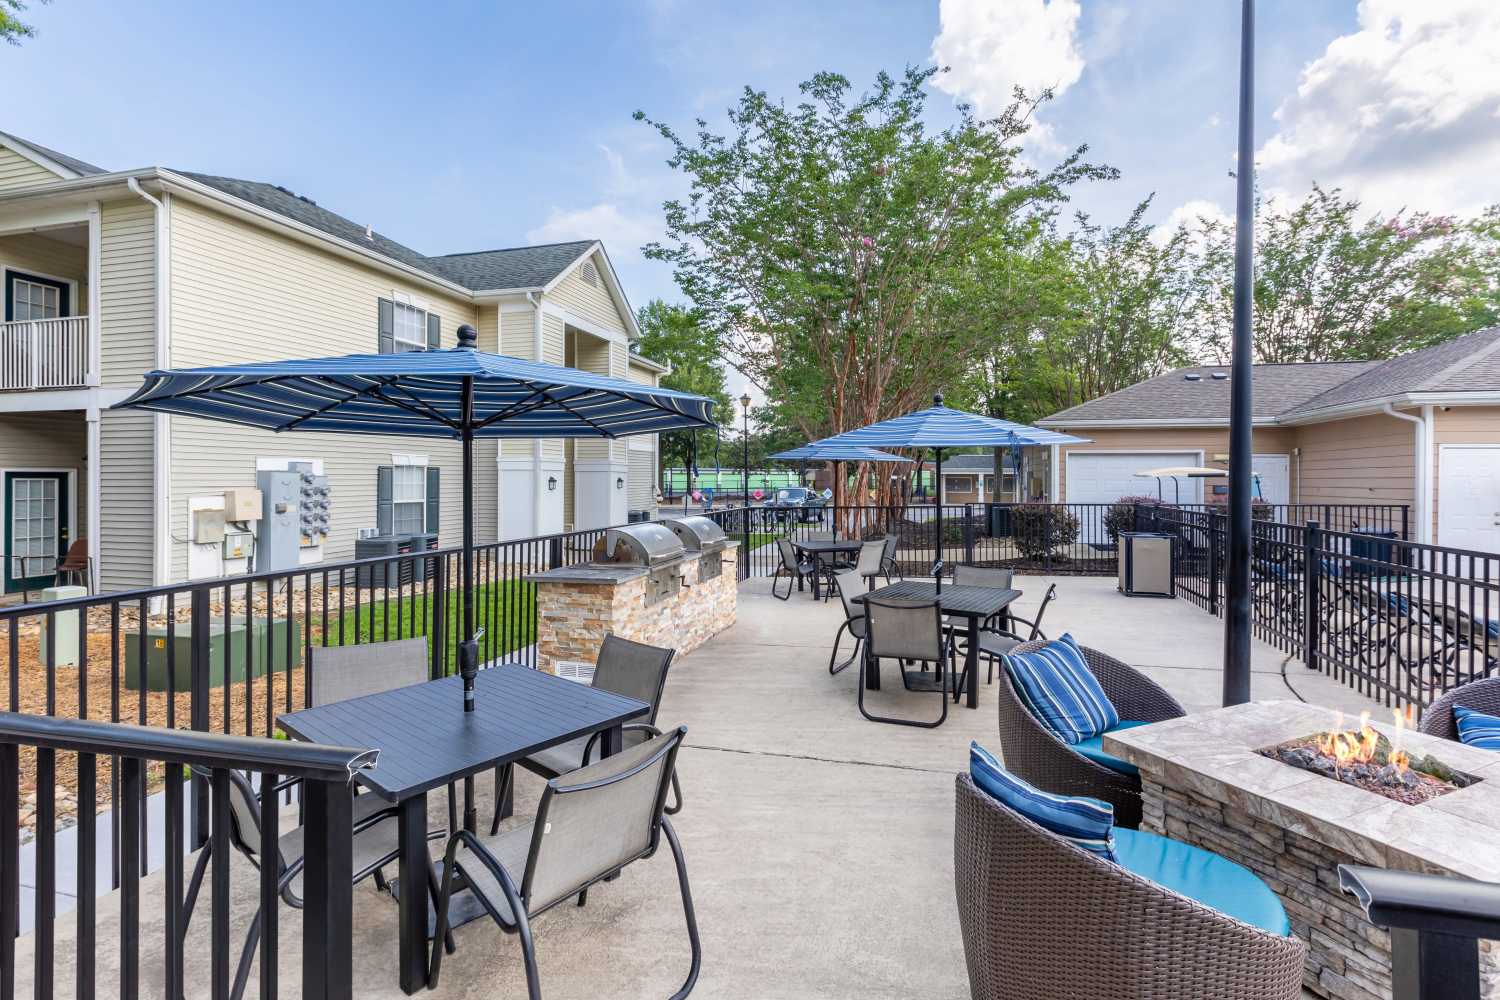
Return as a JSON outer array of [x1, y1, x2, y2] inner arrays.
[[549, 254, 624, 333], [98, 199, 157, 384], [1290, 413, 1414, 508], [164, 198, 485, 578], [625, 359, 659, 514], [0, 412, 88, 580], [1053, 428, 1296, 500], [538, 311, 565, 463], [1432, 405, 1500, 541], [499, 308, 534, 458], [472, 306, 500, 540], [0, 148, 65, 192], [573, 334, 612, 462], [0, 233, 88, 311], [98, 410, 155, 591]]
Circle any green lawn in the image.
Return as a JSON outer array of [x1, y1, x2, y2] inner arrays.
[[316, 579, 537, 674]]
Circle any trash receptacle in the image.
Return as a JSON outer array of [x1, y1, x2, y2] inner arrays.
[[1349, 528, 1400, 578], [987, 503, 1012, 538], [1118, 532, 1174, 598]]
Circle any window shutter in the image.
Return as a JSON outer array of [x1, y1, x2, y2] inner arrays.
[[376, 465, 394, 535], [425, 467, 440, 535], [377, 298, 395, 354], [426, 312, 441, 351]]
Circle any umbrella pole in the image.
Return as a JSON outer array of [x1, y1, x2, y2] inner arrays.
[[459, 375, 479, 833], [934, 446, 944, 594]]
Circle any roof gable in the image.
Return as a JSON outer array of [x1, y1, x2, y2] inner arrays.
[[0, 130, 106, 180], [1286, 326, 1500, 415], [426, 241, 596, 291]]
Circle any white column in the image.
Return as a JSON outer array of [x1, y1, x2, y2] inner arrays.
[[86, 406, 101, 592]]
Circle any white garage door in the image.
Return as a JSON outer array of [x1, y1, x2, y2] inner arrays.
[[1066, 452, 1204, 507]]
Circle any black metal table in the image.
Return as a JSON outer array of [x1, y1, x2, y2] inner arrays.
[[793, 539, 862, 599], [277, 665, 649, 995], [853, 581, 1021, 709]]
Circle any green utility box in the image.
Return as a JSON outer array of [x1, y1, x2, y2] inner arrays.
[[124, 616, 302, 692]]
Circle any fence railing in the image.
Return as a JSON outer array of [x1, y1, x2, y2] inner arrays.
[[0, 711, 369, 999], [0, 316, 90, 391], [1137, 504, 1495, 717]]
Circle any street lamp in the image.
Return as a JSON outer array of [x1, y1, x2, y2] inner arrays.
[[740, 393, 752, 575]]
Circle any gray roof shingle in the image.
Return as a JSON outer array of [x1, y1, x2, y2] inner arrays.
[[176, 172, 596, 292], [1286, 326, 1500, 414], [0, 131, 107, 177]]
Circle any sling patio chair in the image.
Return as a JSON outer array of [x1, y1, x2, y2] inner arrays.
[[954, 583, 1058, 697], [859, 596, 952, 729], [770, 537, 835, 601], [878, 534, 903, 583], [497, 633, 682, 832], [995, 638, 1184, 829], [429, 727, 701, 1000], [853, 539, 886, 591], [954, 773, 1306, 1000], [829, 570, 867, 675]]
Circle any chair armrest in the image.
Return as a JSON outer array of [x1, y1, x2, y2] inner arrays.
[[1339, 865, 1500, 940], [582, 723, 665, 767]]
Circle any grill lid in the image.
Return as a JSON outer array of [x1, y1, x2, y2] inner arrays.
[[662, 515, 727, 550], [594, 522, 684, 566]]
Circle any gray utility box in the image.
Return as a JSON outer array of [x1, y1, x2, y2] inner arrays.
[[123, 615, 303, 692], [256, 470, 303, 572], [1118, 532, 1175, 598]]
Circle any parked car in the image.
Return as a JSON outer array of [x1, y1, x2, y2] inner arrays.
[[764, 487, 827, 524]]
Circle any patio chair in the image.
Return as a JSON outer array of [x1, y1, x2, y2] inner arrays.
[[53, 539, 90, 591], [1420, 675, 1500, 741], [309, 634, 429, 705], [859, 597, 951, 728], [995, 638, 1184, 828], [879, 534, 902, 583], [954, 773, 1306, 999], [429, 728, 701, 1000], [500, 633, 681, 833], [1318, 577, 1474, 695], [958, 583, 1058, 693], [853, 539, 886, 591], [829, 570, 867, 675], [770, 537, 833, 601]]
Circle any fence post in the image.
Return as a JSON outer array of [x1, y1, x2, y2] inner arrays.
[[1400, 505, 1409, 542], [188, 586, 211, 850], [1208, 509, 1220, 616], [963, 504, 975, 564], [1043, 505, 1053, 572], [742, 504, 751, 580], [301, 777, 354, 1000], [1303, 520, 1321, 671], [547, 537, 563, 570]]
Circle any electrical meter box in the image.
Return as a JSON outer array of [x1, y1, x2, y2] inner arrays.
[[192, 508, 226, 545], [223, 530, 253, 560], [292, 467, 331, 548], [222, 486, 263, 522], [255, 470, 302, 572]]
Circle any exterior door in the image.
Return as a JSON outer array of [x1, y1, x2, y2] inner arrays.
[[4, 472, 68, 593], [1251, 454, 1291, 514], [1439, 445, 1500, 553]]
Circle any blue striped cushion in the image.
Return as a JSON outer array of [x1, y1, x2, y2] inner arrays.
[[1002, 633, 1120, 744], [1455, 705, 1500, 751], [969, 742, 1116, 860]]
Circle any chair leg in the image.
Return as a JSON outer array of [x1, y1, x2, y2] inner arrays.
[[665, 771, 684, 815], [858, 648, 949, 729], [229, 906, 262, 1000], [770, 568, 791, 601], [661, 818, 703, 1000], [828, 620, 859, 675], [489, 764, 514, 836], [180, 841, 212, 946]]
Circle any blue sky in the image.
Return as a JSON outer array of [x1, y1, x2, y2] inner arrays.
[[5, 1, 1496, 396]]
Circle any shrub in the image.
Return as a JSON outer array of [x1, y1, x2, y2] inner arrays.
[[1012, 505, 1081, 560], [1103, 495, 1172, 543]]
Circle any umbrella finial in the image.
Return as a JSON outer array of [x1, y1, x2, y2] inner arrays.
[[933, 392, 944, 408], [456, 324, 478, 349]]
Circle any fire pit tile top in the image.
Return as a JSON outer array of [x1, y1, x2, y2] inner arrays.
[[1104, 700, 1500, 882]]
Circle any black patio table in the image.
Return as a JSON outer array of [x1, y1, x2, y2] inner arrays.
[[793, 538, 862, 599], [853, 580, 1021, 710], [277, 665, 649, 995]]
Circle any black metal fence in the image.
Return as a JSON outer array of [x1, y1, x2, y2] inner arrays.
[[1138, 504, 1495, 717]]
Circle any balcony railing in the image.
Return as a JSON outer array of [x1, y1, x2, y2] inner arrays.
[[0, 316, 90, 390]]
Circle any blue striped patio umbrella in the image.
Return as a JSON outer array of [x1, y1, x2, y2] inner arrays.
[[113, 323, 715, 715], [807, 394, 1089, 589], [769, 444, 913, 509]]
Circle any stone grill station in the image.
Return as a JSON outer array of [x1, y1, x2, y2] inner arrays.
[[527, 520, 738, 676], [1107, 701, 1500, 1000]]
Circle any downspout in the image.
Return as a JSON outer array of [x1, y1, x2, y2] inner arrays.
[[129, 176, 173, 587], [527, 291, 545, 535], [1382, 403, 1428, 544]]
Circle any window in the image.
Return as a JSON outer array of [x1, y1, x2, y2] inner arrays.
[[392, 301, 427, 353], [6, 272, 69, 322], [392, 464, 426, 535]]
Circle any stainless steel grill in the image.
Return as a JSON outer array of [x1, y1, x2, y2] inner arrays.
[[663, 515, 729, 580], [592, 522, 685, 605]]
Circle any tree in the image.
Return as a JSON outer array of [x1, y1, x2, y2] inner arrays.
[[1, 0, 45, 45], [636, 67, 1114, 508], [633, 300, 731, 485], [1188, 186, 1500, 363]]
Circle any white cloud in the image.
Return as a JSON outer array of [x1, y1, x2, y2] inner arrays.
[[930, 0, 1084, 148], [1153, 198, 1232, 249], [1257, 0, 1500, 216], [525, 202, 659, 254], [1206, 112, 1222, 128]]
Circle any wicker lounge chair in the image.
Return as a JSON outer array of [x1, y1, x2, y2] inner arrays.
[[429, 728, 700, 999], [995, 639, 1184, 828], [1420, 675, 1500, 741], [954, 773, 1306, 999], [501, 634, 681, 832]]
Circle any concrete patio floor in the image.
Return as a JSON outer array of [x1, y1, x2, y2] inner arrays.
[[16, 574, 1377, 998]]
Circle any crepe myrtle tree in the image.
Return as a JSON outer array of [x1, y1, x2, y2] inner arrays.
[[636, 67, 1114, 512], [633, 300, 731, 491]]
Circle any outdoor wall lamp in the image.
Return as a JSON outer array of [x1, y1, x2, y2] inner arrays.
[[616, 476, 625, 489], [547, 476, 557, 491]]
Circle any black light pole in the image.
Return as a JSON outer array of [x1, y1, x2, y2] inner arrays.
[[740, 393, 752, 575], [1224, 0, 1255, 706]]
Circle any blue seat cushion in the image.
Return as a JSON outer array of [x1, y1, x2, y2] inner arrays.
[[1002, 633, 1120, 744], [1114, 828, 1291, 936], [1455, 704, 1500, 751], [969, 742, 1115, 860], [1072, 720, 1151, 776]]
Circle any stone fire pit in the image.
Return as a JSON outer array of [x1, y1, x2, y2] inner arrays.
[[1106, 700, 1500, 1000]]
